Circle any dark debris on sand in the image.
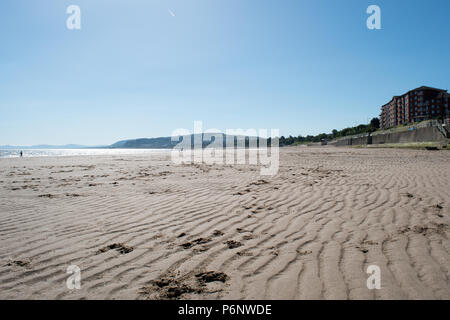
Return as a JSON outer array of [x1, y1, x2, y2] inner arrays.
[[38, 194, 57, 198], [212, 230, 224, 237], [96, 243, 134, 254], [180, 237, 211, 249], [141, 270, 229, 299], [195, 271, 228, 283], [224, 240, 243, 249], [6, 260, 30, 267]]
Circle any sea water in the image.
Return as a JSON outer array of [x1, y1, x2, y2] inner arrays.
[[0, 149, 170, 158]]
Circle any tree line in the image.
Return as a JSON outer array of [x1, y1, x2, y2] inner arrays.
[[278, 117, 380, 146]]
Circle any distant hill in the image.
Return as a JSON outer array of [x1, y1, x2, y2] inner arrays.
[[109, 134, 269, 149], [109, 137, 177, 149]]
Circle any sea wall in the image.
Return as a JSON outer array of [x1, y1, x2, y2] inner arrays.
[[371, 126, 447, 144], [329, 134, 370, 146], [329, 125, 448, 146]]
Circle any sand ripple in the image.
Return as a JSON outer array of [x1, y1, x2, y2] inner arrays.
[[0, 148, 449, 299]]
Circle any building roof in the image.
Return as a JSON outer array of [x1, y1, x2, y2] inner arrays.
[[413, 86, 446, 92], [381, 86, 448, 108]]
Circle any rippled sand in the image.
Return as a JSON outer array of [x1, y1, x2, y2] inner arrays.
[[0, 147, 449, 299]]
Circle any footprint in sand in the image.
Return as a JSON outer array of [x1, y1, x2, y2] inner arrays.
[[195, 271, 228, 283], [225, 240, 243, 249], [96, 243, 133, 255], [38, 194, 57, 198], [6, 259, 31, 268], [180, 238, 212, 249], [212, 230, 224, 237], [141, 271, 228, 299]]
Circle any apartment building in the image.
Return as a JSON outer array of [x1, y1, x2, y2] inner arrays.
[[380, 86, 450, 129]]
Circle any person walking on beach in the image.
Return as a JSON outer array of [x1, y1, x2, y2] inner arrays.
[[20, 151, 23, 158]]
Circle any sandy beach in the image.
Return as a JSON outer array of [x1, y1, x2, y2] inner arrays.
[[0, 146, 449, 300]]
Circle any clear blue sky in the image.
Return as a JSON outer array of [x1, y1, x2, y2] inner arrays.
[[1, 0, 449, 145]]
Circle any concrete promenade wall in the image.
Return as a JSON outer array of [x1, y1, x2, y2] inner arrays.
[[371, 126, 447, 144], [329, 126, 448, 146], [329, 134, 370, 146]]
